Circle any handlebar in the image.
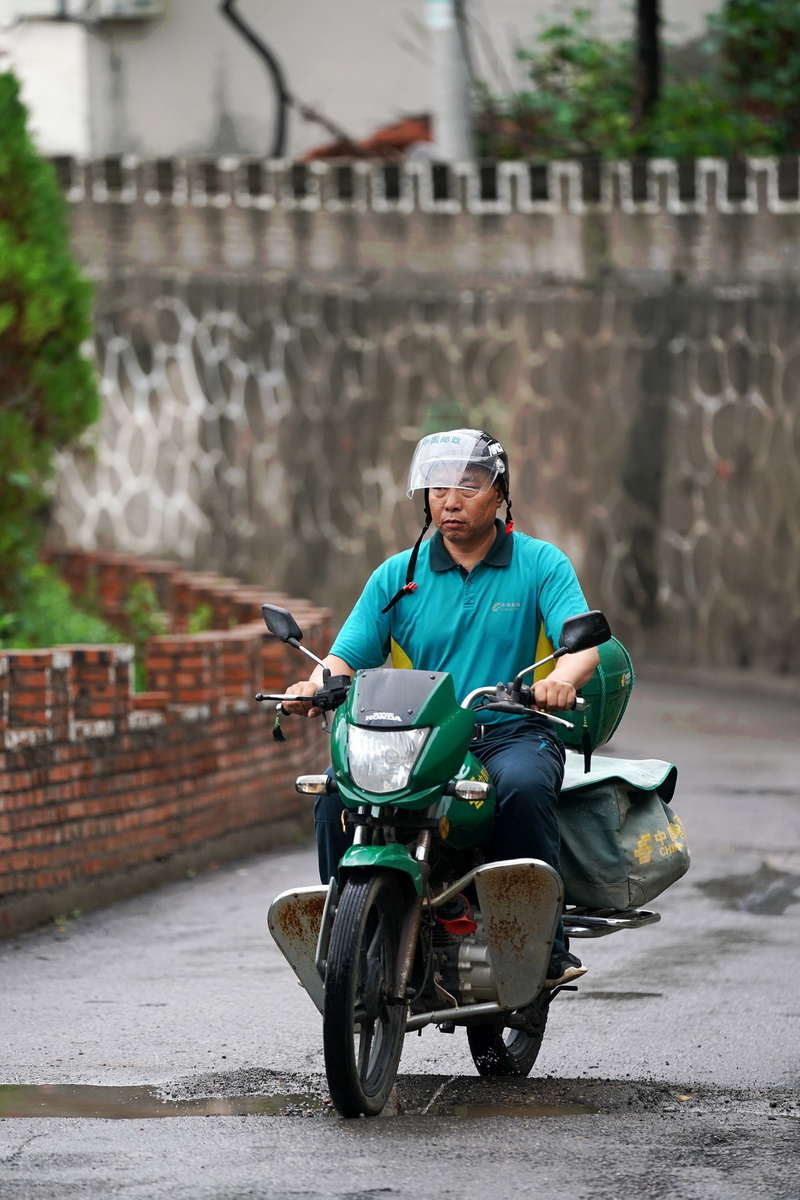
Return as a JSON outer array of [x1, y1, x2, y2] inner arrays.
[[255, 673, 352, 714], [463, 683, 586, 729], [257, 677, 585, 730]]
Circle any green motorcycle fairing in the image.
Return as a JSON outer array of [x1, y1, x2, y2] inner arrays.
[[329, 668, 496, 852], [338, 844, 425, 893], [435, 750, 496, 850]]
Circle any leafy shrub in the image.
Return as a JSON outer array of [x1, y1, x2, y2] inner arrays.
[[123, 581, 169, 691], [0, 71, 100, 610], [0, 563, 121, 650], [645, 79, 774, 159], [187, 602, 214, 634], [475, 4, 797, 160], [713, 0, 800, 152], [476, 12, 640, 161]]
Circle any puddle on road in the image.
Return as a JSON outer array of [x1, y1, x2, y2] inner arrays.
[[0, 1084, 597, 1121], [697, 864, 800, 916], [0, 1084, 325, 1119]]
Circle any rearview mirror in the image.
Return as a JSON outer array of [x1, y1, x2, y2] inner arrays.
[[558, 611, 611, 655], [262, 604, 304, 645]]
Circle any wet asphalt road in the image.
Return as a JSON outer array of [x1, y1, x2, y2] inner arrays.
[[1, 671, 799, 1199]]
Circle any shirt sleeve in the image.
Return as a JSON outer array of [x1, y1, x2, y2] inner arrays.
[[535, 543, 591, 647], [329, 560, 401, 669]]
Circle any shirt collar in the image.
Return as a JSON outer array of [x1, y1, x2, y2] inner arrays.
[[429, 519, 513, 572]]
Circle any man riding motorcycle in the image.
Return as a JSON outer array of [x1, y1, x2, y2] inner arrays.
[[283, 428, 600, 987]]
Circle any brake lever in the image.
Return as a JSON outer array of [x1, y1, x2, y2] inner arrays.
[[311, 674, 352, 713], [476, 698, 577, 729], [256, 674, 351, 710]]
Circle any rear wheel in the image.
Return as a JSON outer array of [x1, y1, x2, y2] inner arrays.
[[323, 871, 407, 1117], [466, 993, 549, 1077]]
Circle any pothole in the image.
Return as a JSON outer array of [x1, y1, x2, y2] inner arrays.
[[0, 1084, 326, 1119], [418, 1099, 597, 1117]]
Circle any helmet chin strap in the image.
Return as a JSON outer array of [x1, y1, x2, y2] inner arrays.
[[381, 490, 432, 614], [382, 483, 514, 614], [499, 476, 513, 533]]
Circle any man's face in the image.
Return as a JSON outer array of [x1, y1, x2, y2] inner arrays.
[[428, 467, 502, 547]]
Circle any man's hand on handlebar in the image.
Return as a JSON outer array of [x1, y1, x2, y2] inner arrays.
[[532, 676, 577, 713], [282, 680, 323, 718], [530, 647, 599, 712], [280, 655, 355, 719]]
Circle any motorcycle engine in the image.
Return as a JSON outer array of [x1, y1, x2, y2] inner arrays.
[[433, 914, 498, 1005]]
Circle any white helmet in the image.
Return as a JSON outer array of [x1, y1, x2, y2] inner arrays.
[[406, 429, 508, 497], [382, 428, 512, 614]]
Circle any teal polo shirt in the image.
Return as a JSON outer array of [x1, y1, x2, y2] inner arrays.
[[330, 521, 590, 725]]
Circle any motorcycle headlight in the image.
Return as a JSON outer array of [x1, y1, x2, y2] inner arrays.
[[347, 726, 430, 794]]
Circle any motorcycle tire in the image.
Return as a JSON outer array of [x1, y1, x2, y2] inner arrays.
[[466, 993, 549, 1077], [323, 870, 407, 1117]]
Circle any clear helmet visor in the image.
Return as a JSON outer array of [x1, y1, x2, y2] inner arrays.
[[406, 429, 505, 497]]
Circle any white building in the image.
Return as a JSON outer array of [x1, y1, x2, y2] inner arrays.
[[0, 0, 719, 160]]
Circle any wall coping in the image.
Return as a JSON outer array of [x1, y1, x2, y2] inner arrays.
[[49, 154, 800, 218]]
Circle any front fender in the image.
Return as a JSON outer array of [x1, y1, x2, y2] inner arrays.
[[339, 844, 423, 895]]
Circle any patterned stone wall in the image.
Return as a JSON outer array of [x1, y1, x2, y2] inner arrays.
[[49, 158, 800, 676]]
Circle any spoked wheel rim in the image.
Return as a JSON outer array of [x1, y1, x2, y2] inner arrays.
[[323, 872, 407, 1117], [466, 995, 549, 1078]]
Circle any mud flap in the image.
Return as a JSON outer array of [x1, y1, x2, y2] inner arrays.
[[473, 859, 564, 1009], [267, 885, 330, 1015]]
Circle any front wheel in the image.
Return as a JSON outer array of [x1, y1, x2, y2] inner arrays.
[[323, 871, 407, 1117], [466, 992, 549, 1077]]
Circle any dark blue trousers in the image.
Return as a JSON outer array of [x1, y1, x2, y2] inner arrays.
[[313, 718, 568, 954]]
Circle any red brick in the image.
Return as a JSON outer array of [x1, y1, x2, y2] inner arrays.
[[7, 653, 55, 670], [131, 693, 169, 711], [0, 550, 331, 912]]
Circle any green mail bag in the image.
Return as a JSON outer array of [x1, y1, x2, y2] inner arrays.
[[557, 755, 689, 910]]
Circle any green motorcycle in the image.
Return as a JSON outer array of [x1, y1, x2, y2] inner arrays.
[[261, 604, 660, 1118]]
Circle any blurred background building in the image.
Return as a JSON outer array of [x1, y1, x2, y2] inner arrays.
[[1, 0, 718, 159]]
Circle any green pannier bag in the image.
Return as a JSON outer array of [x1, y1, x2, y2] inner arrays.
[[557, 754, 689, 911], [550, 636, 634, 753]]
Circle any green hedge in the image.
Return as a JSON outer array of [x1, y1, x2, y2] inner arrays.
[[0, 71, 100, 612]]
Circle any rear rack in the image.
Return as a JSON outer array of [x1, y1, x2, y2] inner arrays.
[[562, 908, 661, 938]]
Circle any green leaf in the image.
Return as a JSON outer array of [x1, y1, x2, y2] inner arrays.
[[0, 69, 101, 607], [475, 2, 800, 160]]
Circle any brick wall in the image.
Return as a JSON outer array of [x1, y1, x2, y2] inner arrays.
[[0, 551, 332, 936]]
